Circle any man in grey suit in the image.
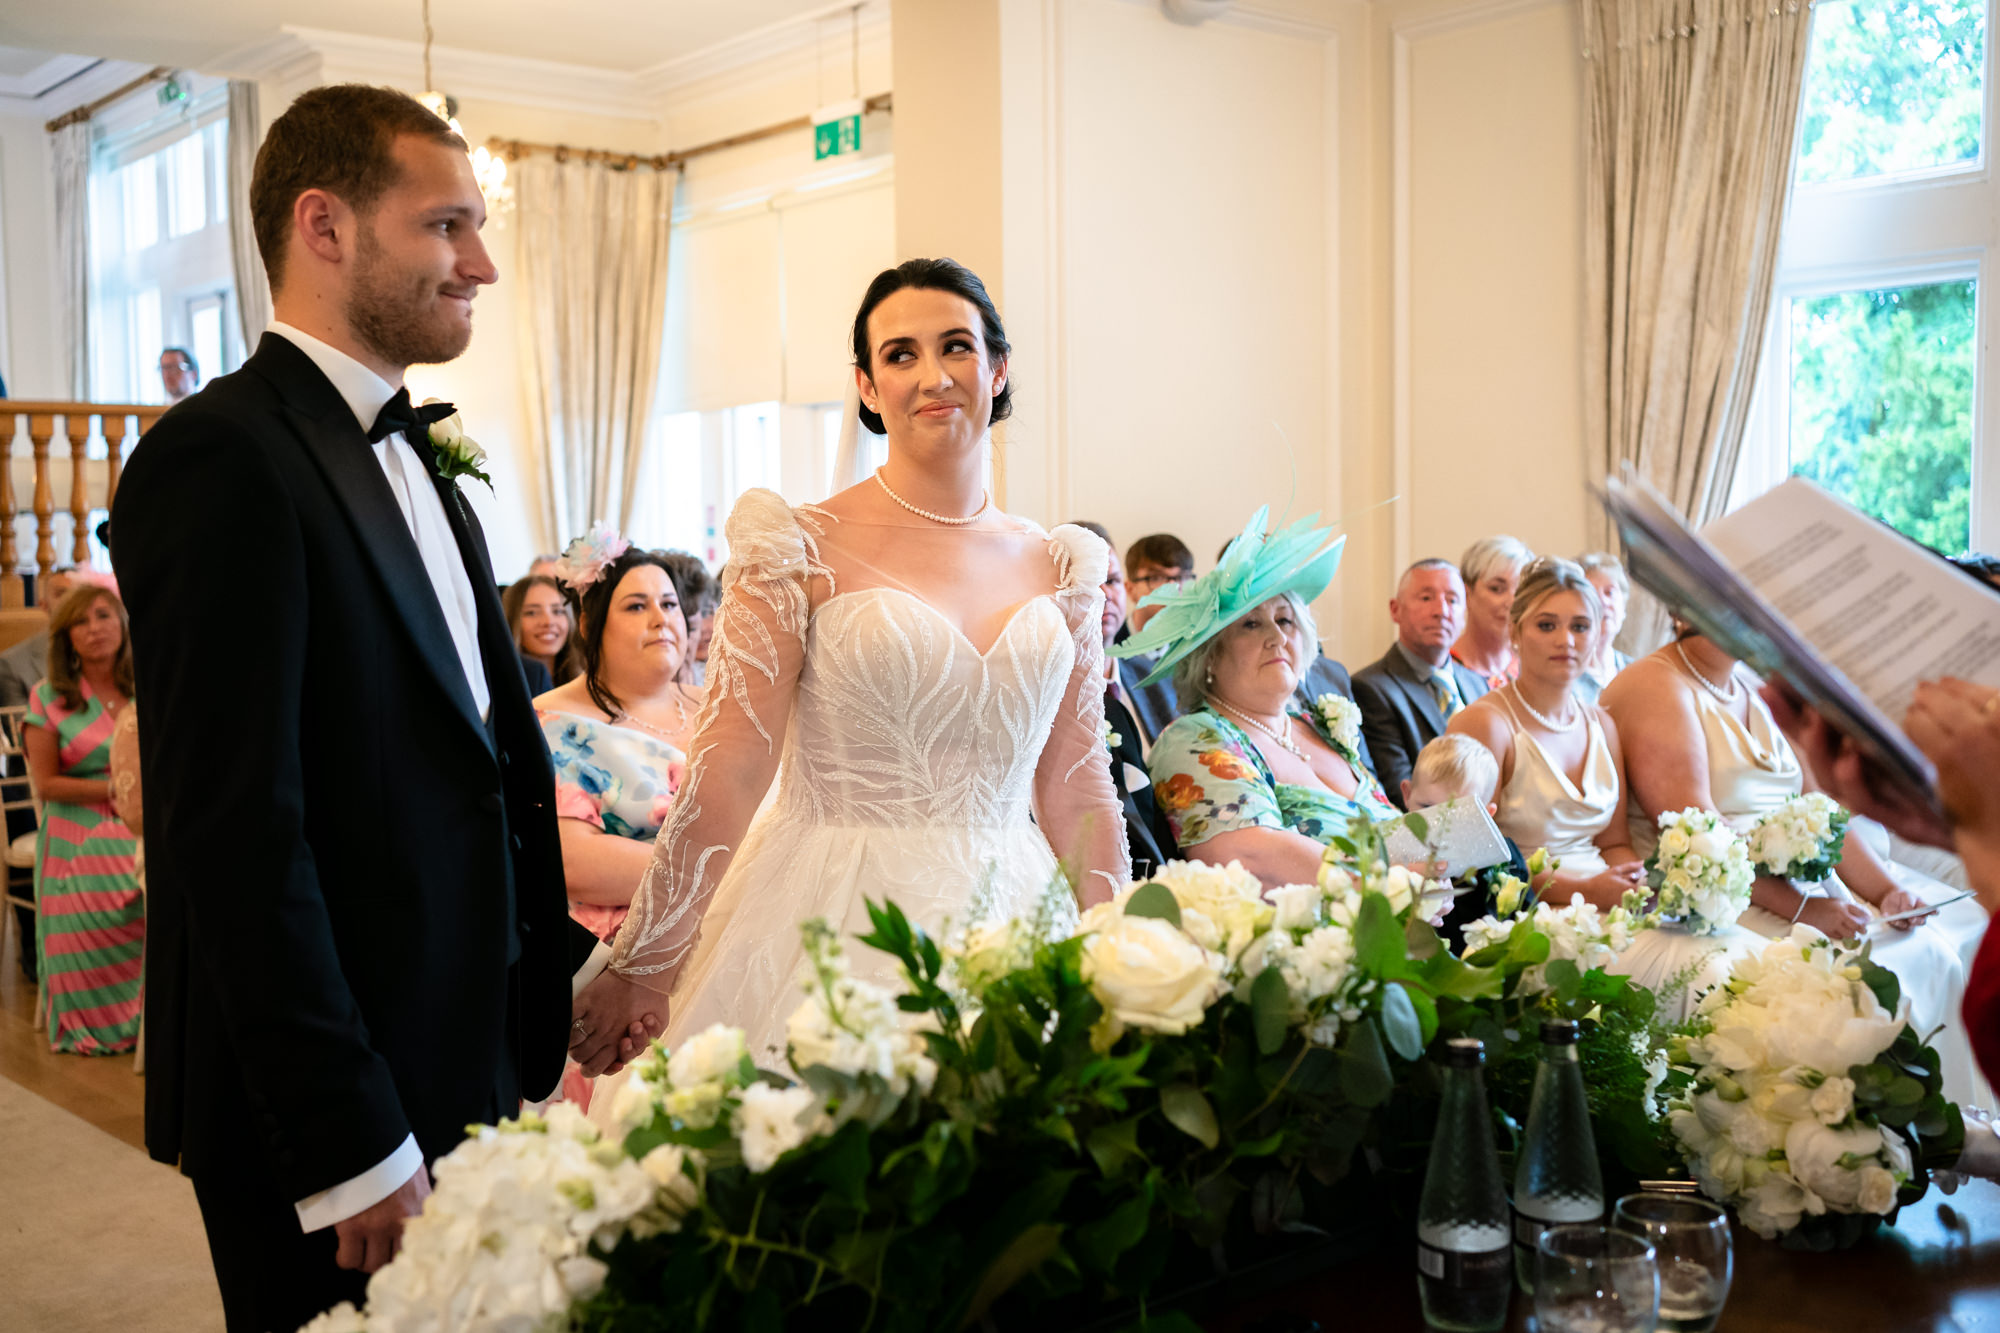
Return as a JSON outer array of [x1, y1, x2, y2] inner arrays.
[[1351, 558, 1490, 808]]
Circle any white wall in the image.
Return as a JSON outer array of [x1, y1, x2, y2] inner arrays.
[[0, 113, 57, 398]]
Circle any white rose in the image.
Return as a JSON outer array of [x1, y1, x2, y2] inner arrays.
[[423, 399, 464, 444], [1660, 825, 1694, 858], [1082, 914, 1226, 1041], [1737, 1169, 1814, 1238], [1270, 883, 1320, 932], [668, 1023, 748, 1089], [734, 1082, 824, 1173], [1690, 827, 1732, 862], [1808, 1075, 1856, 1125], [1855, 1165, 1899, 1215]]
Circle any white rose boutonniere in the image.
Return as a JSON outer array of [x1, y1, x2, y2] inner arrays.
[[1313, 693, 1363, 760], [423, 398, 493, 490]]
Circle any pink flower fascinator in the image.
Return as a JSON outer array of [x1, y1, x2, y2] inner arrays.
[[555, 521, 631, 591]]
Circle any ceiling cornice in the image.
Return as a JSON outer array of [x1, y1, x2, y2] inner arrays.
[[0, 55, 154, 118]]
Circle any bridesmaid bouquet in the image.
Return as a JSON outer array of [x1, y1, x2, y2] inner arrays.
[[1645, 807, 1756, 936], [1666, 928, 1962, 1244], [1745, 792, 1850, 883]]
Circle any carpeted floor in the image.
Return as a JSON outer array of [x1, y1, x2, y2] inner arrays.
[[0, 1074, 223, 1332]]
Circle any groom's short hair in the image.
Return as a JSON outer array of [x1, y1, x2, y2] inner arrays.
[[251, 83, 467, 292]]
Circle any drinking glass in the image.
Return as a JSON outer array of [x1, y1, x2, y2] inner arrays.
[[1613, 1192, 1732, 1333], [1533, 1224, 1659, 1333]]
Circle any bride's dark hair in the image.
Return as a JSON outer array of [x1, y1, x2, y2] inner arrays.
[[850, 258, 1012, 435]]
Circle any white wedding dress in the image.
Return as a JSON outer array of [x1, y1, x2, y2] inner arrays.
[[601, 489, 1129, 1065]]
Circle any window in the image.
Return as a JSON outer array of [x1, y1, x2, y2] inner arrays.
[[1733, 0, 1999, 552], [87, 79, 238, 404]]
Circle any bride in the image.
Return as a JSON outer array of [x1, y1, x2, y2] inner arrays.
[[569, 259, 1130, 1071]]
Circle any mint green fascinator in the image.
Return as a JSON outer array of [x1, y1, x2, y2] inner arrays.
[[1109, 506, 1345, 688]]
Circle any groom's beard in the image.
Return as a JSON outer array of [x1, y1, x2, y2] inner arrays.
[[346, 222, 474, 369]]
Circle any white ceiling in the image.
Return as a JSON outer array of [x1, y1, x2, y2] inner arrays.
[[0, 0, 846, 77]]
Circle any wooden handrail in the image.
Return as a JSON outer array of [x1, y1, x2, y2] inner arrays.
[[0, 401, 170, 608]]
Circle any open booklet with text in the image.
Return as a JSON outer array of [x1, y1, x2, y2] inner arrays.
[[1603, 472, 2000, 817]]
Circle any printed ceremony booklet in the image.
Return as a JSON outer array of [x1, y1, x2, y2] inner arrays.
[[1603, 472, 2000, 817], [1377, 797, 1511, 879]]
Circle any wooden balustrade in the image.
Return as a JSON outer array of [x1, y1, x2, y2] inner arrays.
[[0, 401, 168, 608]]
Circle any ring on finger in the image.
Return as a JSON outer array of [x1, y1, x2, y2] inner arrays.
[[571, 1018, 590, 1041]]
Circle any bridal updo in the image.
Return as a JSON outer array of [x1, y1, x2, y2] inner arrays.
[[850, 258, 1013, 435]]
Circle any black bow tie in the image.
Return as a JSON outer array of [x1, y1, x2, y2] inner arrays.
[[367, 388, 457, 444]]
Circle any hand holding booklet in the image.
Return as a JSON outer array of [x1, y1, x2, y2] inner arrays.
[[1376, 798, 1511, 880], [1602, 471, 2000, 817]]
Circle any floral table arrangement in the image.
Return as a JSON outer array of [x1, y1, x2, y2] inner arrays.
[[300, 818, 1964, 1333]]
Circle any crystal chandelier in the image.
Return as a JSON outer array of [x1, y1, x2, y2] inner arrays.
[[418, 0, 511, 211]]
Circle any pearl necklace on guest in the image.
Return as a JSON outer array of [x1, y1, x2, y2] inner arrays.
[[874, 468, 990, 526], [1508, 682, 1580, 733], [1674, 641, 1739, 704], [611, 682, 695, 740], [1212, 698, 1307, 760]]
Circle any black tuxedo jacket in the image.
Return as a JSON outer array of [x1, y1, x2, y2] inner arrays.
[[1350, 642, 1491, 810], [112, 334, 577, 1201], [1105, 690, 1176, 877]]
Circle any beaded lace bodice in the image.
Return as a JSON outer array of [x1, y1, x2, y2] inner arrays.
[[609, 488, 1129, 991]]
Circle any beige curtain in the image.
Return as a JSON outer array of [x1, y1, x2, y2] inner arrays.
[[514, 155, 677, 550], [51, 120, 92, 399], [1581, 0, 1814, 649], [226, 80, 272, 355]]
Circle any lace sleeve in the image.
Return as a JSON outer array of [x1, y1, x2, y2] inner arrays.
[[608, 489, 821, 991], [1035, 524, 1133, 906]]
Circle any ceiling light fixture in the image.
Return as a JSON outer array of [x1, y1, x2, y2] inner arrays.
[[418, 0, 511, 212]]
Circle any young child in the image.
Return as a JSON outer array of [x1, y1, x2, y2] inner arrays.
[[1402, 735, 1531, 948]]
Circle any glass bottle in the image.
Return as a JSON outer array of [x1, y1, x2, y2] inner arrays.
[[1513, 1019, 1605, 1292], [1417, 1037, 1513, 1332]]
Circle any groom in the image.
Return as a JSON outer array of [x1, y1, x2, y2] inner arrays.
[[112, 85, 586, 1333]]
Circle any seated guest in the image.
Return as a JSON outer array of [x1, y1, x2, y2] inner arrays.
[[0, 566, 78, 711], [1118, 532, 1195, 743], [1353, 559, 1491, 808], [1453, 534, 1534, 690], [1072, 522, 1175, 876], [22, 585, 142, 1055], [536, 538, 698, 944], [1117, 510, 1393, 890], [1605, 629, 1977, 1090], [1447, 558, 1644, 909], [1403, 734, 1529, 948], [526, 552, 563, 581], [503, 574, 575, 695], [1574, 551, 1632, 704], [659, 551, 719, 688]]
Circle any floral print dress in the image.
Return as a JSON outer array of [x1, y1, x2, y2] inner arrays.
[[1147, 705, 1395, 853], [536, 710, 686, 942]]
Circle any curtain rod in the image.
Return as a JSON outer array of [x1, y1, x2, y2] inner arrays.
[[487, 91, 891, 172], [45, 65, 176, 133]]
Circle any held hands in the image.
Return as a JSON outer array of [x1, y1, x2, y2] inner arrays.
[[570, 970, 667, 1078], [333, 1163, 430, 1273]]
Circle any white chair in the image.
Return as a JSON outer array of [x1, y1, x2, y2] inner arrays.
[[0, 702, 43, 1031]]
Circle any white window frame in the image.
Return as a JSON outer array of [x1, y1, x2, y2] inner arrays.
[[1735, 0, 2000, 549]]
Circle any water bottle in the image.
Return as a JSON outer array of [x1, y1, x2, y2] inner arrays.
[[1513, 1019, 1605, 1292], [1417, 1037, 1512, 1332]]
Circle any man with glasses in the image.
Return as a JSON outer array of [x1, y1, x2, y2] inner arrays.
[[1118, 533, 1195, 742], [159, 347, 201, 403]]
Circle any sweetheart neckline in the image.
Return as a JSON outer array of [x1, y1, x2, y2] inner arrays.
[[810, 584, 1064, 660]]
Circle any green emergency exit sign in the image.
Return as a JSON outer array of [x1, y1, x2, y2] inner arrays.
[[813, 100, 863, 160]]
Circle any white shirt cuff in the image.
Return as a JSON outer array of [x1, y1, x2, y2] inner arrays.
[[574, 941, 612, 998], [294, 1133, 423, 1233]]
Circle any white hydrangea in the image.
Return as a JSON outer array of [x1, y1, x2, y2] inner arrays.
[[735, 1082, 827, 1173], [305, 1106, 668, 1333]]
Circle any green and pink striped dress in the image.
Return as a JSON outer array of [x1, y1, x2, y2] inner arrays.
[[27, 678, 142, 1055]]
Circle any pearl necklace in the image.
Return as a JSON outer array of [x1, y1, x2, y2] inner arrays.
[[1674, 641, 1739, 704], [1509, 683, 1580, 733], [1213, 699, 1306, 760], [611, 683, 693, 741], [874, 469, 989, 526]]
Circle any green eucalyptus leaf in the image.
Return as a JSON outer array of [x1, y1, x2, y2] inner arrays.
[[1340, 1018, 1395, 1106], [1160, 1084, 1221, 1149], [1379, 982, 1425, 1062], [1252, 965, 1290, 1055], [1403, 811, 1430, 843], [1355, 891, 1405, 975], [1123, 881, 1184, 927]]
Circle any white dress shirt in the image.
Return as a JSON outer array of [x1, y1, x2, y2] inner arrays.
[[267, 321, 489, 1231]]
